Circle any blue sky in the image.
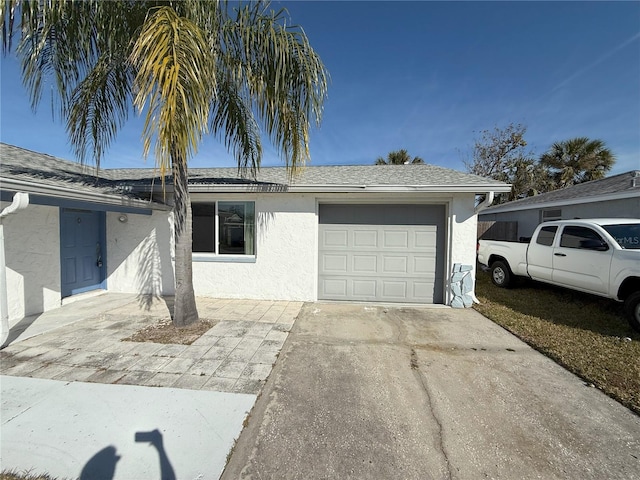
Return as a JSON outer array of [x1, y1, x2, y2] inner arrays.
[[1, 1, 639, 175]]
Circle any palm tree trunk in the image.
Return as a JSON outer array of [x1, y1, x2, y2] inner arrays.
[[171, 153, 199, 327]]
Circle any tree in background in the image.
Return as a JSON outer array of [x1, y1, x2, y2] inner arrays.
[[540, 137, 615, 189], [2, 0, 328, 327], [375, 149, 425, 165], [464, 123, 548, 203]]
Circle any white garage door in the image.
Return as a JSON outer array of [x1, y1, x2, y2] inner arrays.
[[318, 204, 445, 303]]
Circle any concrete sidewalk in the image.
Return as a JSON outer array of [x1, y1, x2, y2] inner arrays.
[[222, 303, 640, 480], [1, 376, 255, 479], [1, 293, 302, 479]]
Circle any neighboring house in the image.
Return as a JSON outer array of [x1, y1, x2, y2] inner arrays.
[[0, 143, 510, 322], [479, 170, 640, 238]]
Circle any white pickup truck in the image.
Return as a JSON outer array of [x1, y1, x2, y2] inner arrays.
[[477, 218, 640, 332]]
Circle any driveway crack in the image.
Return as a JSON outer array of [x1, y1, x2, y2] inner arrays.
[[410, 347, 454, 480]]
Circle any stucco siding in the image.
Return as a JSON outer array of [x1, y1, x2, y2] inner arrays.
[[1, 192, 481, 314], [190, 193, 478, 304], [449, 194, 478, 267], [106, 210, 175, 296], [2, 202, 61, 322], [191, 193, 317, 301], [448, 194, 479, 303]]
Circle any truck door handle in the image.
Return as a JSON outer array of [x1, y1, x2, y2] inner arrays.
[[554, 253, 566, 257]]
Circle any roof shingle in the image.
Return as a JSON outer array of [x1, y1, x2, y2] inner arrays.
[[1, 143, 508, 194]]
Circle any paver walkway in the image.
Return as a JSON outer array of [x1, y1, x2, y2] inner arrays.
[[1, 294, 302, 394]]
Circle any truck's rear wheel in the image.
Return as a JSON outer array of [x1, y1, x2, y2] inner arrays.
[[624, 291, 640, 333], [490, 261, 513, 288]]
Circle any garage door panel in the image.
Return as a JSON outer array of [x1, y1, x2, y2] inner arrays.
[[414, 230, 437, 247], [318, 204, 445, 303], [322, 254, 348, 273], [353, 255, 377, 273], [353, 280, 376, 296], [353, 230, 378, 247], [414, 256, 436, 274], [383, 231, 409, 248], [321, 279, 348, 297], [413, 282, 434, 300], [323, 229, 348, 247], [382, 281, 407, 298], [382, 256, 408, 273]]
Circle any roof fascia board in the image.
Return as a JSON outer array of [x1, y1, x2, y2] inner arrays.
[[0, 177, 169, 212], [26, 194, 154, 215], [484, 190, 640, 214]]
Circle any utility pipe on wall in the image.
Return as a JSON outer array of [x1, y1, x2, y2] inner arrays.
[[0, 192, 29, 346]]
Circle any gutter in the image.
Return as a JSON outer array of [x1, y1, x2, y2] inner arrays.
[[1, 192, 29, 346]]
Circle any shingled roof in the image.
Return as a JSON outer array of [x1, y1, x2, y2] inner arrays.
[[1, 143, 509, 197], [482, 170, 640, 214]]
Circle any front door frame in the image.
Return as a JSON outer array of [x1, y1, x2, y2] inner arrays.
[[60, 208, 107, 298]]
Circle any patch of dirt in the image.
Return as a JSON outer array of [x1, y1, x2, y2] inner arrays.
[[122, 319, 216, 345]]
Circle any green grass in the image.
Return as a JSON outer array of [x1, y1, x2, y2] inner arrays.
[[1, 472, 62, 480], [474, 269, 640, 415]]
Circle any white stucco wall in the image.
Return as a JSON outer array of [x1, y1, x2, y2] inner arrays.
[[189, 192, 479, 305], [0, 191, 481, 319], [0, 191, 481, 320], [1, 202, 61, 322], [106, 210, 175, 296], [191, 193, 318, 301], [447, 193, 479, 304]]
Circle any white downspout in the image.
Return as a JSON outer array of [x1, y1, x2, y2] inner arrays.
[[1, 192, 30, 346], [475, 191, 495, 213]]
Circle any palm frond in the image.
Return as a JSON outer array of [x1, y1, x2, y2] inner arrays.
[[67, 56, 134, 168], [211, 76, 262, 177], [130, 6, 217, 177], [219, 2, 328, 175]]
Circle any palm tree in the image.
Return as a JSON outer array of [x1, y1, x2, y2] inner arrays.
[[539, 137, 615, 189], [2, 1, 328, 326], [375, 149, 424, 165]]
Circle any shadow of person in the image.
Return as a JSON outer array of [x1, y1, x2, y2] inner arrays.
[[80, 445, 120, 480], [135, 429, 176, 480]]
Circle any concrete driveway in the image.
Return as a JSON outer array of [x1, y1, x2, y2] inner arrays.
[[222, 303, 640, 480]]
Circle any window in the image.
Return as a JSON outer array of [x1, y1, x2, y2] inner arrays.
[[192, 201, 255, 256], [601, 224, 640, 250], [536, 226, 557, 246], [560, 226, 604, 249], [541, 209, 562, 222]]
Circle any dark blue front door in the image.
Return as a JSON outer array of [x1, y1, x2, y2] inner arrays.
[[60, 209, 105, 298]]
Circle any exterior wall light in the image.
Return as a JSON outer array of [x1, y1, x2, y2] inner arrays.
[[118, 214, 128, 223]]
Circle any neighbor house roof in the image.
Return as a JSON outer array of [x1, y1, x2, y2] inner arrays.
[[481, 170, 640, 214], [1, 143, 510, 199]]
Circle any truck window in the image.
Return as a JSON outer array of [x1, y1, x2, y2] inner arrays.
[[560, 226, 604, 249], [536, 226, 557, 246], [601, 224, 640, 250]]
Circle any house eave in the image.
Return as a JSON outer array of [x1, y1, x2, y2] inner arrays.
[[186, 183, 512, 194], [0, 177, 170, 212]]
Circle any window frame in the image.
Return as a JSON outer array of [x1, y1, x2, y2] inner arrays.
[[191, 200, 257, 263]]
